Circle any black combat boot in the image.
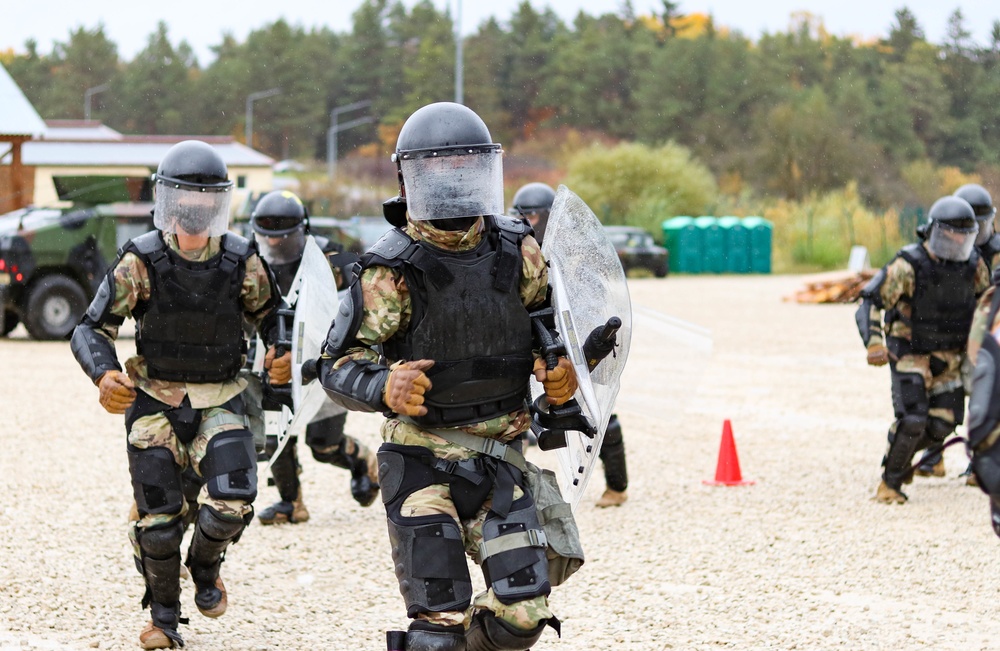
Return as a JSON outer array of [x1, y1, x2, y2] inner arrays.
[[465, 611, 546, 651], [185, 507, 245, 618]]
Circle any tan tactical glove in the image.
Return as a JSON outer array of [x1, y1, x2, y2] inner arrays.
[[265, 346, 293, 385], [533, 357, 578, 405], [97, 370, 136, 414], [866, 343, 889, 367], [383, 359, 434, 417]]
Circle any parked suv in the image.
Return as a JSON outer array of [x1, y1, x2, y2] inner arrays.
[[603, 225, 669, 277], [0, 201, 154, 339]]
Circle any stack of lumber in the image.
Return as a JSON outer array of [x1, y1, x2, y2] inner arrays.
[[789, 270, 875, 304]]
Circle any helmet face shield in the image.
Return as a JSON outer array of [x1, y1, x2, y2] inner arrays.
[[399, 146, 504, 221], [928, 219, 978, 261], [154, 184, 232, 237], [975, 213, 995, 245], [255, 227, 306, 265]]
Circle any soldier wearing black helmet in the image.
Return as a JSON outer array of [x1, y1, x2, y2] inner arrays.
[[70, 140, 290, 648], [511, 181, 630, 508], [310, 102, 576, 651], [248, 190, 379, 523], [914, 184, 998, 480], [856, 195, 990, 504]]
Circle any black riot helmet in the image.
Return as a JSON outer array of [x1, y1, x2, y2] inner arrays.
[[392, 102, 504, 227], [926, 196, 978, 261], [250, 190, 309, 265], [510, 182, 556, 243], [954, 183, 996, 245], [153, 140, 233, 236]]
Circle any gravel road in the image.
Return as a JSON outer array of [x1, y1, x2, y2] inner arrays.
[[2, 274, 998, 650]]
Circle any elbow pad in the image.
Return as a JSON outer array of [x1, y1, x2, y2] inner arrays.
[[859, 267, 886, 309], [854, 299, 874, 347], [70, 322, 121, 384], [318, 357, 389, 413]]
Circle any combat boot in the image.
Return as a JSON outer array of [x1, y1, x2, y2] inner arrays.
[[914, 459, 946, 477], [873, 480, 907, 504], [595, 488, 628, 508], [350, 449, 381, 507], [257, 488, 310, 524], [139, 602, 184, 649]]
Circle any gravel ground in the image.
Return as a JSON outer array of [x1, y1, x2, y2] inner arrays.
[[2, 274, 999, 651]]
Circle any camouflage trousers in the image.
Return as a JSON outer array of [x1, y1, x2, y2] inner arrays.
[[127, 406, 255, 562]]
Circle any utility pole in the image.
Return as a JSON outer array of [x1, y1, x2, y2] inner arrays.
[[327, 100, 374, 180], [454, 0, 463, 104], [84, 83, 110, 121], [245, 87, 282, 147]]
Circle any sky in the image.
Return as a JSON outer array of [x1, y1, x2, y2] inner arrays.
[[2, 0, 997, 64]]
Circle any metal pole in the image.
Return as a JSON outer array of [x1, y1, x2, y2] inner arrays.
[[84, 83, 110, 121], [245, 87, 282, 147], [455, 0, 463, 104], [326, 100, 373, 180]]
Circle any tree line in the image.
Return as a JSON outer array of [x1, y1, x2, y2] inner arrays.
[[3, 1, 1000, 268]]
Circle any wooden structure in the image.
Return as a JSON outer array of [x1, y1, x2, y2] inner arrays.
[[0, 62, 46, 213], [788, 270, 876, 304]]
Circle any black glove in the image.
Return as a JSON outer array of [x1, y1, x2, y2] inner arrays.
[[301, 358, 319, 384]]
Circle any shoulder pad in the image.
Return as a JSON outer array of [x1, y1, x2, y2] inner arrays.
[[897, 243, 925, 266], [367, 228, 414, 261], [221, 232, 252, 258], [492, 215, 527, 235], [128, 231, 165, 256]]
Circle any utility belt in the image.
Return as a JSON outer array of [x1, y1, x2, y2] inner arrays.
[[396, 417, 584, 586]]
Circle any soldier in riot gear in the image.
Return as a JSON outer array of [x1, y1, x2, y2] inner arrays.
[[511, 181, 629, 507], [249, 190, 379, 523], [914, 184, 998, 479], [856, 195, 990, 504], [309, 103, 576, 651], [70, 140, 290, 649]]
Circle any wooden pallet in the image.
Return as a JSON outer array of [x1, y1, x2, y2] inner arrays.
[[788, 270, 876, 304]]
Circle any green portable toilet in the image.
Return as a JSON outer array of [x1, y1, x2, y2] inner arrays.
[[718, 216, 750, 273], [695, 216, 726, 273], [742, 216, 773, 273], [661, 216, 701, 273]]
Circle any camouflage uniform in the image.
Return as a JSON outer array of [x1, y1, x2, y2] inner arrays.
[[863, 242, 989, 494], [326, 217, 554, 631], [965, 285, 1000, 534]]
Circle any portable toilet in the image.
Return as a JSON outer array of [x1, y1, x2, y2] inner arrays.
[[661, 216, 701, 273], [742, 216, 773, 273], [718, 216, 750, 273], [695, 216, 726, 273]]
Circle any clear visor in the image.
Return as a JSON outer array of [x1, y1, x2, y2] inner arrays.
[[928, 221, 978, 261], [154, 184, 232, 237], [400, 150, 504, 221], [255, 227, 306, 265], [975, 215, 995, 245]]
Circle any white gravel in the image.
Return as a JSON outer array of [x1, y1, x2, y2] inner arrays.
[[2, 275, 999, 650]]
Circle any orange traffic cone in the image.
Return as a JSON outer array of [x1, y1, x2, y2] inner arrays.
[[703, 419, 755, 486]]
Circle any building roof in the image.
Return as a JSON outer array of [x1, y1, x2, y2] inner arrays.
[[0, 62, 46, 138], [8, 139, 274, 168], [44, 120, 124, 141]]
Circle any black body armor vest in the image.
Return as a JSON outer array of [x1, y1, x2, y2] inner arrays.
[[126, 231, 254, 382], [894, 243, 979, 353], [365, 216, 534, 427], [979, 234, 1000, 277]]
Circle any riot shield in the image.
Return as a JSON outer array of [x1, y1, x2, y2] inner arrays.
[[538, 185, 632, 509]]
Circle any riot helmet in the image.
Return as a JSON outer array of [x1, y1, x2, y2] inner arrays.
[[926, 196, 978, 262], [393, 102, 504, 227], [153, 140, 233, 237], [251, 190, 308, 265], [510, 182, 556, 243], [954, 183, 996, 245]]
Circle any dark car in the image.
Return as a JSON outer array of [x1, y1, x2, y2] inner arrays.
[[603, 225, 669, 277]]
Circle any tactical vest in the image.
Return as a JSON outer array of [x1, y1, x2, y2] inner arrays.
[[894, 243, 979, 353], [126, 231, 253, 382], [364, 216, 534, 427], [979, 233, 1000, 278]]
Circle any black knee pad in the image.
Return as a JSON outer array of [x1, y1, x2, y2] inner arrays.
[[138, 520, 185, 559], [128, 445, 183, 516], [895, 413, 928, 440], [201, 431, 257, 502], [386, 513, 472, 617], [891, 372, 928, 418], [925, 417, 955, 444], [933, 387, 966, 425], [305, 412, 347, 449], [465, 610, 546, 651], [480, 495, 550, 604]]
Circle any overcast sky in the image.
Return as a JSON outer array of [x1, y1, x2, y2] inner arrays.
[[2, 0, 997, 64]]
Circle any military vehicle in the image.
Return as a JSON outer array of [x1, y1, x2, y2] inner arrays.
[[0, 175, 154, 340]]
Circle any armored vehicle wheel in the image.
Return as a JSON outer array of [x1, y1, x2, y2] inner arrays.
[[24, 275, 87, 340], [1, 311, 18, 336]]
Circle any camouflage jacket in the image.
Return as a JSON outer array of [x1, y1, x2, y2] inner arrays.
[[96, 233, 277, 408], [865, 242, 990, 349], [329, 217, 549, 459]]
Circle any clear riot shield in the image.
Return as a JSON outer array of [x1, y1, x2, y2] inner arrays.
[[537, 185, 632, 509]]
